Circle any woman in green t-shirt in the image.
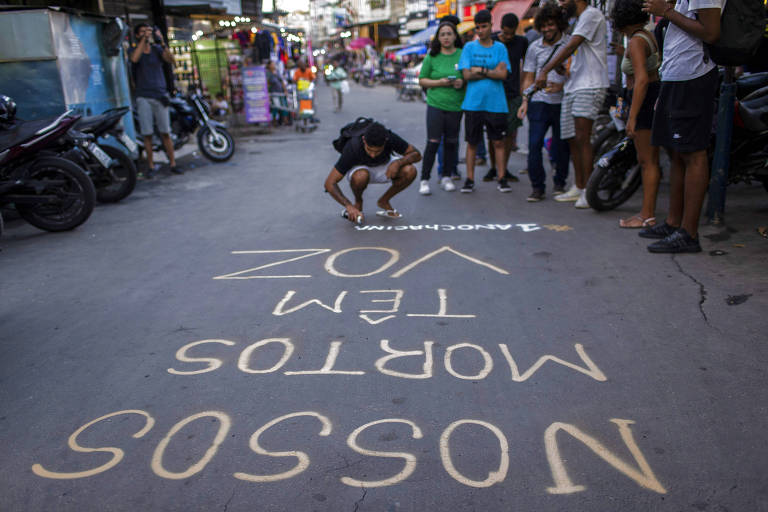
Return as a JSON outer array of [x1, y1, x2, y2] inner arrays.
[[417, 21, 465, 194]]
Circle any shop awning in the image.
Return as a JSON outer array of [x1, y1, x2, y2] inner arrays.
[[349, 37, 375, 49], [408, 25, 437, 45], [457, 21, 475, 34], [395, 45, 427, 57]]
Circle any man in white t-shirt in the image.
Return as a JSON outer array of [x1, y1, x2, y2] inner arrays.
[[535, 0, 609, 208], [640, 0, 722, 253]]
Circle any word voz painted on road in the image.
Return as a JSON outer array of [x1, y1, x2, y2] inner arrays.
[[32, 244, 668, 497]]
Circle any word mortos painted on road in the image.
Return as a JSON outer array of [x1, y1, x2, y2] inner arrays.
[[31, 244, 667, 497]]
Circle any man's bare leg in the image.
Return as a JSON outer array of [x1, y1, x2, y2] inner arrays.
[[573, 117, 594, 188], [493, 139, 506, 180], [349, 169, 370, 211], [161, 133, 177, 167], [143, 136, 154, 169], [680, 149, 709, 237], [465, 144, 477, 181], [378, 164, 417, 211], [665, 149, 685, 228]]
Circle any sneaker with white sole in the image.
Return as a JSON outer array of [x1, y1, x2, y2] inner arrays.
[[554, 185, 582, 202], [441, 176, 456, 191], [460, 179, 474, 193], [419, 180, 431, 195], [574, 190, 590, 208]]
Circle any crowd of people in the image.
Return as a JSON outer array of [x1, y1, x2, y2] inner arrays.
[[326, 0, 740, 254]]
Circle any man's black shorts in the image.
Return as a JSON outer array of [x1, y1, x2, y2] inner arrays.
[[464, 111, 507, 145], [651, 68, 718, 153]]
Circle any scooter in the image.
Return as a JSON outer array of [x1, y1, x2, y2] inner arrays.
[[46, 106, 138, 203], [586, 72, 768, 211], [134, 93, 235, 163], [0, 109, 96, 232]]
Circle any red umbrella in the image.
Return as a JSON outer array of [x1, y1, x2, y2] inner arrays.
[[349, 37, 375, 49]]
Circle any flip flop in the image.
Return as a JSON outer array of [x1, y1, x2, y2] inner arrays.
[[376, 209, 402, 219], [619, 215, 656, 229]]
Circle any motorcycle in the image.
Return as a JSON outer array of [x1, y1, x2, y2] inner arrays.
[[46, 106, 138, 203], [586, 72, 768, 211], [134, 93, 235, 163], [0, 108, 96, 233]]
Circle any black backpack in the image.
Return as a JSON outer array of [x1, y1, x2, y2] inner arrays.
[[333, 117, 374, 153], [704, 0, 766, 66]]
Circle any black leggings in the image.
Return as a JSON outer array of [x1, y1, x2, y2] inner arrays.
[[422, 105, 463, 181]]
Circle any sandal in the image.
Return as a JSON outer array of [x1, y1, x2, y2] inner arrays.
[[619, 214, 656, 229]]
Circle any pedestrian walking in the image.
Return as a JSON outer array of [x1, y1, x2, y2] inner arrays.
[[484, 13, 528, 183], [130, 23, 180, 175], [611, 0, 662, 228], [266, 60, 290, 126], [458, 9, 512, 194], [418, 21, 465, 195], [327, 58, 349, 112], [535, 0, 609, 207], [517, 1, 570, 202], [640, 0, 722, 252], [324, 122, 421, 223]]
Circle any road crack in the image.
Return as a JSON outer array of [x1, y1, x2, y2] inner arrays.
[[352, 488, 368, 512], [671, 254, 709, 325], [223, 487, 236, 511]]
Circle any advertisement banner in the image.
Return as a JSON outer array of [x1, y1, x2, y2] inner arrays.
[[243, 65, 271, 123]]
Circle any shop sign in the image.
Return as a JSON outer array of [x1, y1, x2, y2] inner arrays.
[[243, 66, 271, 124], [436, 0, 456, 18], [462, 2, 487, 21]]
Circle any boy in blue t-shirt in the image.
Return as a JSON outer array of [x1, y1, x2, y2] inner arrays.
[[458, 9, 512, 193]]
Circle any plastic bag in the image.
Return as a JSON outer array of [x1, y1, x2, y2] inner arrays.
[[340, 80, 350, 94]]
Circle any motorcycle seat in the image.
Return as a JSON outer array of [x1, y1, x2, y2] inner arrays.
[[74, 106, 129, 134], [0, 118, 59, 153], [739, 85, 768, 132], [736, 72, 768, 99]]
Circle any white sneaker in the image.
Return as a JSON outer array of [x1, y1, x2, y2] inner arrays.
[[575, 190, 590, 209], [554, 185, 582, 202], [440, 176, 456, 192], [419, 180, 431, 195]]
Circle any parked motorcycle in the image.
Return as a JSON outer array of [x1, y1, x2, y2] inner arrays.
[[586, 72, 768, 211], [134, 93, 235, 163], [42, 106, 138, 203], [0, 101, 96, 233]]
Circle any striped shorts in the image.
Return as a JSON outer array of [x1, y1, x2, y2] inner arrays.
[[560, 88, 607, 140]]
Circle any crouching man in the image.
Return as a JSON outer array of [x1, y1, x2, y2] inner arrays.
[[324, 122, 421, 222]]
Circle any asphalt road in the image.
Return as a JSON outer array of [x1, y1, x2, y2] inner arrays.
[[2, 80, 767, 512]]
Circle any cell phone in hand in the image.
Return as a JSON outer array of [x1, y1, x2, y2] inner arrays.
[[447, 76, 456, 81]]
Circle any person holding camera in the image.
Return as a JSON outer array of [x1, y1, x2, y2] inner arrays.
[[130, 23, 180, 176]]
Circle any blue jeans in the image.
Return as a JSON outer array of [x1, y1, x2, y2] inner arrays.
[[527, 101, 569, 191]]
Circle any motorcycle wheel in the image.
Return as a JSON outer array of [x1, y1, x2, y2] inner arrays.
[[197, 126, 235, 162], [95, 145, 138, 203], [586, 160, 642, 211], [16, 157, 96, 232]]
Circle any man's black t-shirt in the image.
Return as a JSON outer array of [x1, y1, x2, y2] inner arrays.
[[334, 130, 410, 175], [493, 33, 528, 99]]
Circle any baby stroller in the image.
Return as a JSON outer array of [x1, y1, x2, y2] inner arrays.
[[291, 78, 317, 133]]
